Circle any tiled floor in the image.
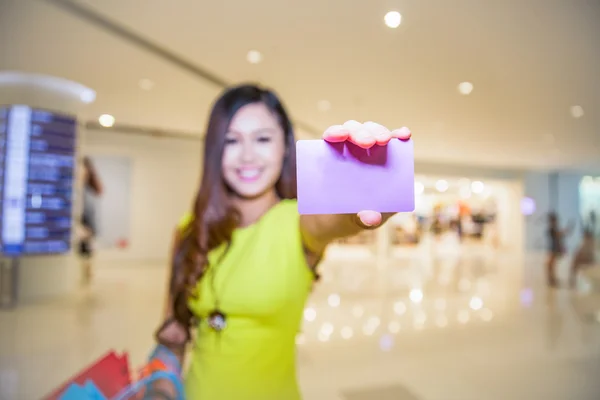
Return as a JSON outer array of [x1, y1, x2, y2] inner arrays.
[[1, 234, 600, 399]]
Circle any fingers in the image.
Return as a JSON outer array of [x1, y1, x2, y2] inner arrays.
[[364, 121, 392, 146], [357, 210, 383, 227], [391, 126, 412, 140], [322, 124, 349, 142], [323, 121, 411, 148], [343, 120, 375, 149]]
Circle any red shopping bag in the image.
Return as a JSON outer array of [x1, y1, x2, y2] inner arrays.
[[43, 350, 132, 400]]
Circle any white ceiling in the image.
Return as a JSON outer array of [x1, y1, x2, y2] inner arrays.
[[1, 0, 599, 169]]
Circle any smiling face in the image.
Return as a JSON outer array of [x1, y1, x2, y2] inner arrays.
[[221, 102, 286, 199]]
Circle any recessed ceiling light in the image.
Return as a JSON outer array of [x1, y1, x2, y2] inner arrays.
[[384, 11, 402, 28], [435, 180, 449, 192], [471, 181, 485, 194], [138, 78, 155, 90], [414, 181, 425, 195], [570, 105, 584, 118], [317, 100, 331, 112], [247, 50, 263, 64], [458, 82, 474, 95], [98, 114, 115, 128]]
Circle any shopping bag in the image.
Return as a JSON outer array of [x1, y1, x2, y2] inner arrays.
[[113, 345, 184, 400], [59, 381, 107, 400], [44, 351, 131, 400]]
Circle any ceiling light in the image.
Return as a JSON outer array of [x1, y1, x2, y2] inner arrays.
[[384, 11, 402, 28], [471, 181, 485, 194], [458, 82, 474, 95], [414, 181, 425, 195], [246, 50, 263, 64], [98, 114, 115, 128], [570, 105, 584, 118], [317, 100, 331, 112], [435, 180, 449, 192], [138, 78, 155, 90]]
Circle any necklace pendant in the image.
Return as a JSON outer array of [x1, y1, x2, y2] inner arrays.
[[208, 310, 227, 332]]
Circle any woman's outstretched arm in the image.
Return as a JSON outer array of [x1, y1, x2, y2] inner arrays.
[[300, 212, 393, 255]]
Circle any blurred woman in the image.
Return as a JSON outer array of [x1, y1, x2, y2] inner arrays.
[[79, 156, 103, 282], [546, 212, 572, 287], [570, 211, 597, 287], [155, 84, 412, 400]]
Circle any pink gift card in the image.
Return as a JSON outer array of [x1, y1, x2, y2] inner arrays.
[[296, 139, 415, 215]]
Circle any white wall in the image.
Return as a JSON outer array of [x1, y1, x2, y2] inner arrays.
[[91, 155, 133, 248], [83, 129, 201, 263]]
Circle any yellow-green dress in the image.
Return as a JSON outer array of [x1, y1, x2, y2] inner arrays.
[[180, 200, 313, 400]]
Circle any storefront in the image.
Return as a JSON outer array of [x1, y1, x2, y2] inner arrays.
[[325, 174, 524, 262]]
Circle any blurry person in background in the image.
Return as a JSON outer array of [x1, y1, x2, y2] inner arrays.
[[79, 156, 103, 283], [546, 212, 573, 287], [570, 210, 597, 288], [155, 84, 412, 400], [431, 206, 443, 239]]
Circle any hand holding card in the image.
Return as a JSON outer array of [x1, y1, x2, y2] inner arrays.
[[296, 120, 414, 228]]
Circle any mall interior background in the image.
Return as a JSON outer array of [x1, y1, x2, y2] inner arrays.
[[1, 0, 600, 399]]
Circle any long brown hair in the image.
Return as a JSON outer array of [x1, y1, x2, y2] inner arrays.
[[171, 84, 297, 327], [83, 156, 103, 195]]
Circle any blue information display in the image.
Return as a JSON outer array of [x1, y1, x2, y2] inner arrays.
[[0, 105, 77, 256]]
